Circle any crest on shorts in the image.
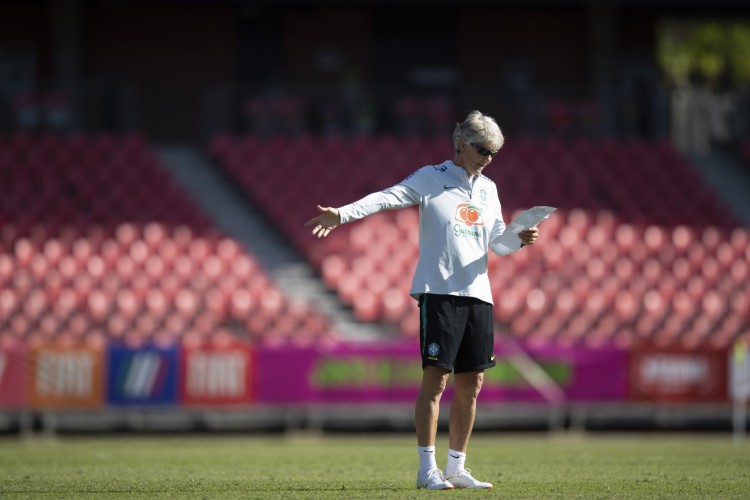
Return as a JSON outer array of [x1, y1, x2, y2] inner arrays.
[[427, 343, 440, 357]]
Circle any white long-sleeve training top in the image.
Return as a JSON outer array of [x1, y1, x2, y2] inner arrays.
[[337, 160, 516, 305]]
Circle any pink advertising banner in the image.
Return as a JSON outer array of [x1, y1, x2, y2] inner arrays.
[[0, 342, 26, 408], [255, 340, 628, 404]]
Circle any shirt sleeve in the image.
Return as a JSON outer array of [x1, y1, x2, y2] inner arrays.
[[338, 183, 420, 224]]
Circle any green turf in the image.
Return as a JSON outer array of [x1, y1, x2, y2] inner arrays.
[[1, 433, 749, 498]]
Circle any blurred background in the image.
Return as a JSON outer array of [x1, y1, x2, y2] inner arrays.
[[0, 0, 749, 435]]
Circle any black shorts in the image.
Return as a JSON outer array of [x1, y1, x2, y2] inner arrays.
[[418, 294, 496, 373]]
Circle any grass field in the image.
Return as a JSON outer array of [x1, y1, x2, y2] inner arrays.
[[1, 433, 749, 499]]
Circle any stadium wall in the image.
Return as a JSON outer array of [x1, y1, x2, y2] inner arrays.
[[0, 338, 747, 433]]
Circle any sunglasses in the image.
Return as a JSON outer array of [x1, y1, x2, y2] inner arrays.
[[470, 142, 499, 157]]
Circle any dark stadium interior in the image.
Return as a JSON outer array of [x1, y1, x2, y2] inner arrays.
[[0, 0, 749, 435]]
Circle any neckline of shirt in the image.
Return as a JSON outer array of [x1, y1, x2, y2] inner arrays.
[[446, 160, 479, 188]]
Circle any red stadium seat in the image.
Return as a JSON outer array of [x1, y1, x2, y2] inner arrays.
[[259, 288, 285, 317], [613, 290, 638, 323], [321, 255, 347, 288], [353, 290, 381, 323]]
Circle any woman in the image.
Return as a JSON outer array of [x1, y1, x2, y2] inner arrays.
[[306, 110, 540, 490]]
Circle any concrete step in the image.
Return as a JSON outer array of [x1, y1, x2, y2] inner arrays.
[[688, 152, 750, 226]]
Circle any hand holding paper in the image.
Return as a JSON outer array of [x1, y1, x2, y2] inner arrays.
[[498, 206, 557, 251]]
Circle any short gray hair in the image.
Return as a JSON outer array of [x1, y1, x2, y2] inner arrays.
[[452, 110, 504, 152]]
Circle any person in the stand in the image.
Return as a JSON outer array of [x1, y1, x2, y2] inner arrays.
[[306, 110, 540, 490]]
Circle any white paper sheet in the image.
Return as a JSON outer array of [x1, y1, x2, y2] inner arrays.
[[498, 206, 557, 251]]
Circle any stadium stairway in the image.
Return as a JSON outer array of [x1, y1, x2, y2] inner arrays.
[[155, 145, 389, 342], [688, 151, 750, 226]]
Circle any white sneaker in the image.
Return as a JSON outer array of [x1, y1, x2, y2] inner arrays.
[[445, 468, 494, 489], [416, 468, 454, 490]]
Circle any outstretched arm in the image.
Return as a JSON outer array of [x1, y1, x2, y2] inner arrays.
[[304, 205, 340, 238], [305, 184, 420, 239]]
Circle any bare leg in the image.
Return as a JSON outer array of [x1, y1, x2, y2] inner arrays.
[[448, 370, 484, 452], [415, 365, 451, 446]]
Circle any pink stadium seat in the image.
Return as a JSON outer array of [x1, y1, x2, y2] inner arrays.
[[321, 254, 347, 288], [337, 273, 361, 305], [644, 225, 667, 254], [365, 273, 389, 298], [0, 254, 14, 283], [525, 288, 548, 317], [174, 289, 199, 318], [700, 257, 721, 285], [540, 241, 565, 271], [142, 222, 167, 248], [145, 289, 168, 319], [0, 288, 17, 317], [87, 289, 110, 322], [730, 260, 748, 285], [671, 225, 693, 254], [201, 255, 224, 281], [584, 257, 607, 282], [188, 238, 212, 262], [203, 289, 226, 318], [195, 314, 219, 337], [353, 290, 381, 323], [14, 238, 35, 266], [582, 291, 608, 321], [259, 288, 285, 317], [701, 226, 722, 251], [614, 257, 635, 282], [10, 315, 31, 340], [164, 314, 189, 337], [715, 242, 735, 270], [730, 227, 749, 252], [84, 328, 106, 349], [613, 290, 638, 323], [641, 258, 663, 285], [585, 225, 609, 255], [216, 237, 241, 262], [229, 289, 254, 318], [494, 289, 523, 323], [558, 226, 581, 252], [381, 287, 410, 323]]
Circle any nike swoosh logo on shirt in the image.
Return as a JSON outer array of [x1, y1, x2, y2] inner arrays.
[[444, 185, 457, 190]]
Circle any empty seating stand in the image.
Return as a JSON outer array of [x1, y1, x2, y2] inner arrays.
[[0, 133, 335, 349]]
